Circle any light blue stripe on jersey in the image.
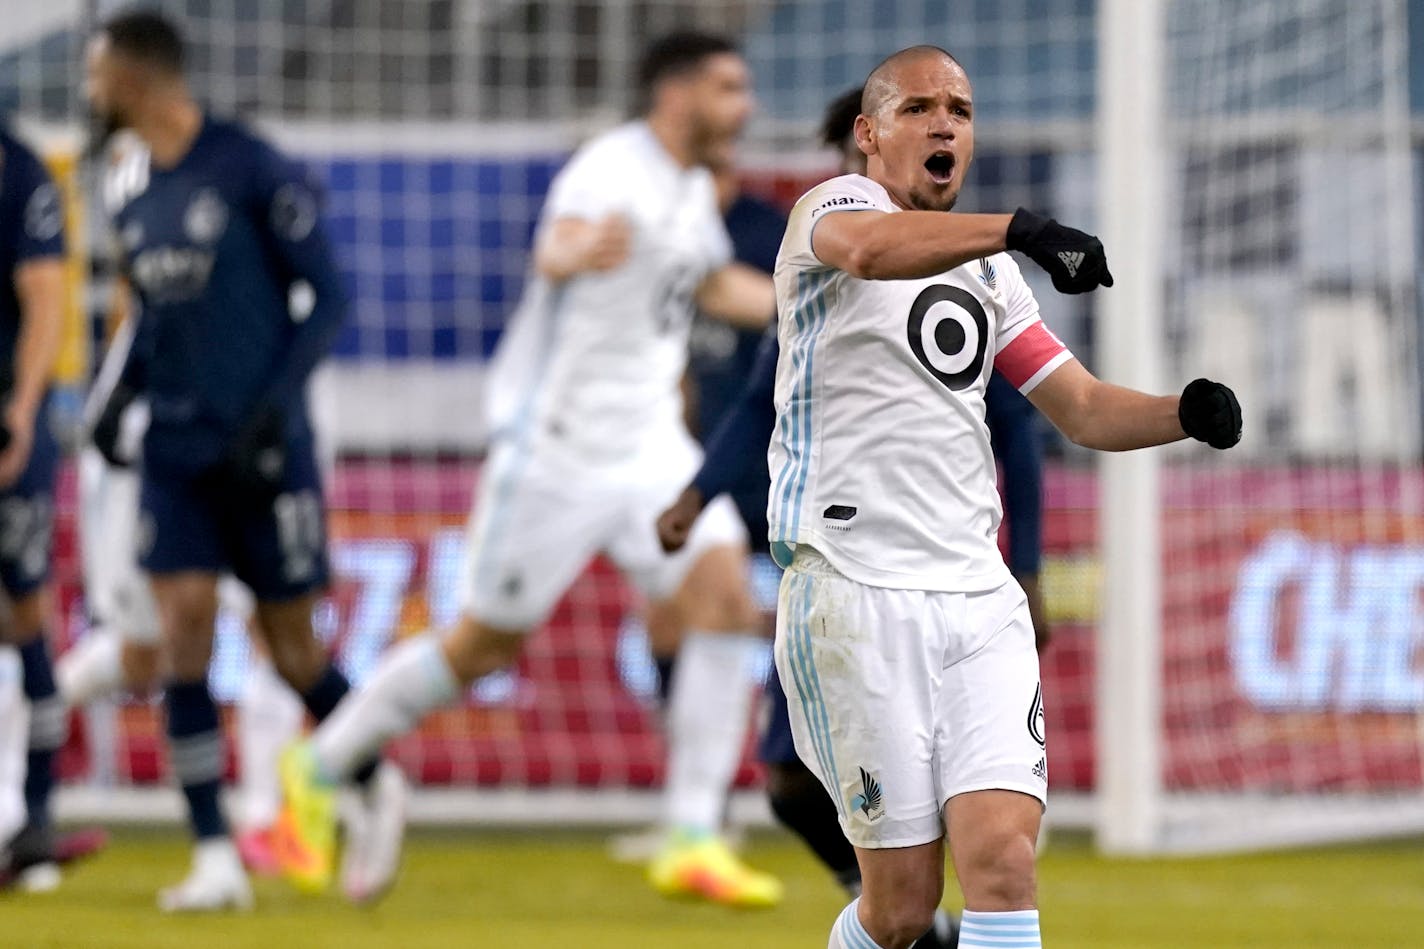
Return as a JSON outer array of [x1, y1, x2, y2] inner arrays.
[[773, 270, 831, 541], [472, 284, 566, 602], [769, 271, 816, 537], [787, 272, 833, 541], [791, 569, 843, 818]]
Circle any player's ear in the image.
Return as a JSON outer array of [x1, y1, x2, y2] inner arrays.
[[854, 113, 877, 157]]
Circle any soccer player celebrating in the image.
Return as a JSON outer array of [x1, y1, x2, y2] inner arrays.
[[659, 81, 1067, 946], [278, 32, 782, 908], [769, 47, 1238, 949], [0, 121, 107, 891], [83, 11, 400, 911]]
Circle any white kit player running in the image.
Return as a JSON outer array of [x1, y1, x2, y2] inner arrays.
[[771, 48, 1242, 949], [278, 32, 783, 907]]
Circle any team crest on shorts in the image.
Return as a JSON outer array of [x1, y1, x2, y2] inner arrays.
[[849, 767, 885, 822], [1028, 683, 1046, 747]]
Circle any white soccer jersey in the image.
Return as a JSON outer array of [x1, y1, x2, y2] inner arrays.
[[487, 122, 733, 465], [768, 174, 1072, 592]]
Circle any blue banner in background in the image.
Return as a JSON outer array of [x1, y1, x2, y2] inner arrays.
[[312, 153, 565, 361], [305, 149, 1058, 364]]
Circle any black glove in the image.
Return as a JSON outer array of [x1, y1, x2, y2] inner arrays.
[[214, 409, 288, 501], [1178, 378, 1242, 449], [1006, 208, 1114, 294], [91, 383, 139, 468]]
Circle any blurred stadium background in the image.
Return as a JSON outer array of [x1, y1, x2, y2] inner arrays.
[[3, 0, 1424, 944]]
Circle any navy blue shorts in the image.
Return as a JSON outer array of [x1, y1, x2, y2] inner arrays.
[[0, 397, 58, 598], [139, 438, 329, 601]]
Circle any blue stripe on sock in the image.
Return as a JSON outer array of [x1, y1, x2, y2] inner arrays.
[[959, 910, 1041, 949], [837, 899, 880, 949]]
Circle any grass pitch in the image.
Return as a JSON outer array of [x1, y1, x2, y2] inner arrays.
[[2, 828, 1421, 947]]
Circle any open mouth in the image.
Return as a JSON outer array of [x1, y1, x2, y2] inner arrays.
[[924, 152, 956, 184]]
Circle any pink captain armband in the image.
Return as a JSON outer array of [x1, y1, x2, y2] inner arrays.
[[994, 321, 1072, 394]]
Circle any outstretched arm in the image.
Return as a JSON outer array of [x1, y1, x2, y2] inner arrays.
[[1027, 359, 1241, 452], [533, 214, 632, 283], [696, 263, 776, 330], [812, 206, 1111, 293]]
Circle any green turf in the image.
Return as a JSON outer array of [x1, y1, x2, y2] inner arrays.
[[2, 829, 1422, 947]]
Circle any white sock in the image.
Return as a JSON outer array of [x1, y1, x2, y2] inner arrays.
[[959, 909, 1041, 949], [663, 631, 762, 833], [237, 656, 306, 831], [56, 626, 125, 706], [194, 835, 242, 872], [311, 634, 457, 781], [0, 648, 28, 845], [829, 898, 882, 948]]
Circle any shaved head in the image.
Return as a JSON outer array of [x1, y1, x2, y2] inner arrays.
[[851, 44, 975, 211], [862, 46, 961, 117]]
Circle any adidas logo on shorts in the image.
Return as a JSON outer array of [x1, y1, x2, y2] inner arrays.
[[1032, 757, 1048, 781]]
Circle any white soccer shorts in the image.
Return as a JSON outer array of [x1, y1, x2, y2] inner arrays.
[[775, 545, 1047, 850], [79, 448, 161, 643], [460, 430, 746, 631]]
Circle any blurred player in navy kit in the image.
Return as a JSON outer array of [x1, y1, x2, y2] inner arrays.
[[0, 122, 110, 891], [83, 10, 401, 911]]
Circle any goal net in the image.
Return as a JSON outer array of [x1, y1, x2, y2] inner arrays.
[[1130, 0, 1424, 852], [1, 0, 1419, 847]]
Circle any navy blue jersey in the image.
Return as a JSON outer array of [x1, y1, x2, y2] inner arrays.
[[984, 372, 1044, 577], [0, 128, 65, 397], [107, 116, 346, 476], [694, 338, 1044, 575], [687, 193, 786, 548]]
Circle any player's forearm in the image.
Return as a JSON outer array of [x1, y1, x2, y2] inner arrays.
[[1061, 383, 1184, 452], [533, 241, 587, 282], [697, 263, 776, 329], [840, 212, 1012, 280], [11, 259, 66, 418]]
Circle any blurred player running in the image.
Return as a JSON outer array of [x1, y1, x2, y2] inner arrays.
[[762, 47, 1241, 949], [278, 32, 782, 907], [0, 122, 109, 891], [82, 10, 400, 911]]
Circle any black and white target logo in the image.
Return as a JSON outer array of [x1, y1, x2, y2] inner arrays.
[[905, 285, 989, 391]]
